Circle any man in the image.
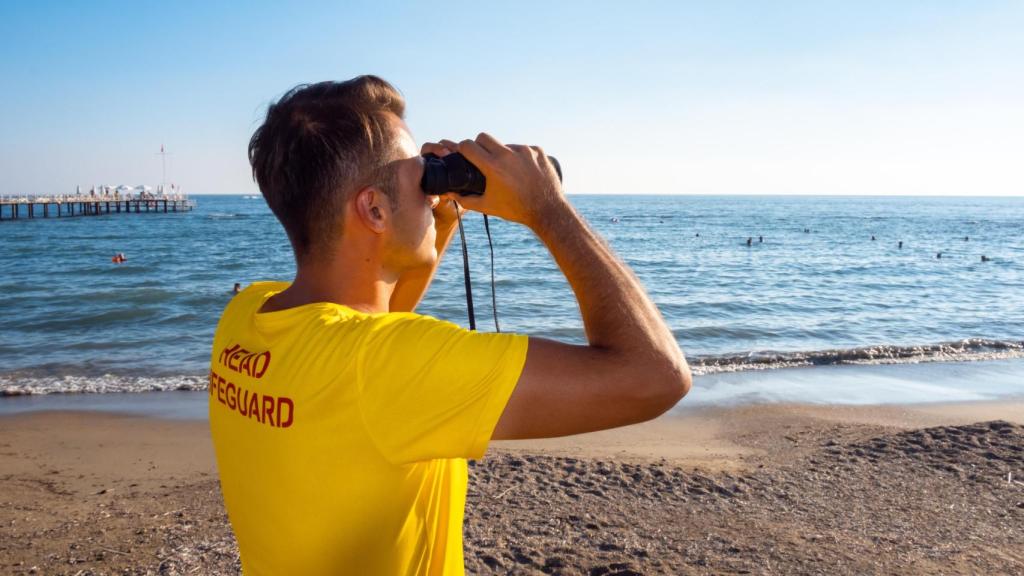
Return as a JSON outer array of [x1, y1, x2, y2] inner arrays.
[[208, 76, 690, 575]]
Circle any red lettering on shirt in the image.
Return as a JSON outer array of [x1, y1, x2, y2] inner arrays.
[[218, 344, 272, 379], [209, 371, 295, 430], [228, 347, 246, 371], [277, 397, 294, 428], [249, 392, 261, 423], [263, 396, 275, 427], [252, 351, 271, 378], [218, 345, 240, 367], [217, 375, 226, 405]]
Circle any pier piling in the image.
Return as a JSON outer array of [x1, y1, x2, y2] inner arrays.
[[0, 195, 194, 222]]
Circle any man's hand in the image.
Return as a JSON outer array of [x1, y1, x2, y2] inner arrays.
[[449, 133, 565, 230], [421, 139, 467, 227]]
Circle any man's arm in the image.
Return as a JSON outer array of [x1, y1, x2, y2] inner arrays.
[[450, 134, 691, 440]]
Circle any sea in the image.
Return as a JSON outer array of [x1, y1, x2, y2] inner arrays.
[[2, 195, 1023, 415]]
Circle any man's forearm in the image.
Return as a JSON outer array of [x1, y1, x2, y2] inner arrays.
[[530, 202, 682, 364], [388, 220, 459, 312]]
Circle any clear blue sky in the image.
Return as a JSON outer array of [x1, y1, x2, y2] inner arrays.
[[1, 1, 1021, 196]]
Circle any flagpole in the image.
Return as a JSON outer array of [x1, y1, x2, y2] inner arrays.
[[156, 144, 170, 194]]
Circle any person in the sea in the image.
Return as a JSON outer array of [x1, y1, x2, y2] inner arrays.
[[231, 282, 241, 295], [207, 76, 690, 575]]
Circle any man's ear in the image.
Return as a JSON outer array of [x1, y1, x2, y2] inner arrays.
[[352, 186, 390, 234]]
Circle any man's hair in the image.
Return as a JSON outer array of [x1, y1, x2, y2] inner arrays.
[[248, 76, 406, 260]]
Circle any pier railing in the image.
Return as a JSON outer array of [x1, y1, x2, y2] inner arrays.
[[0, 194, 195, 220]]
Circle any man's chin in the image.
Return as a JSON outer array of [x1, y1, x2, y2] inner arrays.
[[405, 250, 436, 271]]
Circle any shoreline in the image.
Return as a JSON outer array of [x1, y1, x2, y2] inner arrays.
[[3, 357, 1024, 420], [1, 401, 1022, 574]]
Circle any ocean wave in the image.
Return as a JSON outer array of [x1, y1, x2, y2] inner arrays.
[[690, 338, 1024, 375], [2, 339, 1023, 396], [0, 374, 206, 396]]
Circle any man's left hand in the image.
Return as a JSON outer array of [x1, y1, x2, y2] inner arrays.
[[421, 139, 467, 227]]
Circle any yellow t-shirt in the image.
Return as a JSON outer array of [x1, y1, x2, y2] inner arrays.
[[208, 282, 528, 575]]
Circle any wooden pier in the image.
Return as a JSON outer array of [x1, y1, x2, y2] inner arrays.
[[0, 195, 195, 221]]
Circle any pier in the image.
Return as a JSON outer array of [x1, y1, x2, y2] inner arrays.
[[0, 194, 195, 221]]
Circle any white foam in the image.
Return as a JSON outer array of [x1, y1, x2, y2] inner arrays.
[[0, 374, 206, 396]]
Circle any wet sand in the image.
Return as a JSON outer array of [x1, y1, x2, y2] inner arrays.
[[1, 401, 1022, 574]]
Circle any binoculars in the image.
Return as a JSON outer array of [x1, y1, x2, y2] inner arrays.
[[421, 152, 562, 197]]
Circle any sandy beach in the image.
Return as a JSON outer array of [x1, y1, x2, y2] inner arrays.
[[1, 400, 1022, 575]]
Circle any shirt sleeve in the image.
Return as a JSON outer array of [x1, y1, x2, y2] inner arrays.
[[356, 313, 529, 465]]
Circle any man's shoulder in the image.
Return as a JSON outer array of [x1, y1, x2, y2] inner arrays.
[[363, 312, 527, 353], [364, 311, 465, 336], [215, 281, 288, 331], [239, 281, 290, 301]]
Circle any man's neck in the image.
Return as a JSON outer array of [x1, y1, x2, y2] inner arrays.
[[260, 259, 398, 315]]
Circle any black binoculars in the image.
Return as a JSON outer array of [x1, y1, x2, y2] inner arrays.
[[421, 152, 562, 197]]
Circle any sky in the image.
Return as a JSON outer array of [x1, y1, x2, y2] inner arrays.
[[1, 1, 1022, 196]]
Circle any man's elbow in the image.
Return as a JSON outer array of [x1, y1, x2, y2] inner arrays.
[[633, 358, 692, 420], [660, 359, 692, 407]]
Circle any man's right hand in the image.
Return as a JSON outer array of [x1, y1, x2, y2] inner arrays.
[[449, 133, 566, 229]]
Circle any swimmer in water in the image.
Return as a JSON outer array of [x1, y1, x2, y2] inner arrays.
[[758, 236, 763, 243], [964, 236, 969, 241], [981, 255, 990, 262], [898, 241, 903, 249], [232, 282, 242, 295], [936, 252, 942, 259], [871, 236, 876, 241], [746, 237, 752, 247]]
